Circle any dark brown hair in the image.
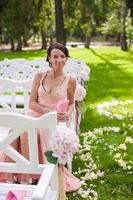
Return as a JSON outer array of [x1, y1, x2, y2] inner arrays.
[[46, 43, 69, 66]]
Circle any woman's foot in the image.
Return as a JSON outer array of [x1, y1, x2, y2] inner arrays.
[[13, 177, 20, 184], [31, 179, 39, 185]]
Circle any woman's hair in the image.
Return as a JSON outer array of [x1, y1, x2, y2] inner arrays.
[[46, 42, 69, 66]]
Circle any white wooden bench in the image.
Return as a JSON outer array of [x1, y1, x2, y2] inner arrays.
[[0, 79, 32, 114], [0, 111, 59, 200], [0, 58, 90, 83]]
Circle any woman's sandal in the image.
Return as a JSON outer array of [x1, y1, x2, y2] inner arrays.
[[31, 179, 39, 185]]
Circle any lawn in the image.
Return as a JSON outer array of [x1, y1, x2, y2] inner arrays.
[[0, 46, 133, 199]]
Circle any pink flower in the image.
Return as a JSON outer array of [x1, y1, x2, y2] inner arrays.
[[56, 99, 69, 114], [81, 70, 89, 81], [81, 66, 90, 81], [74, 83, 86, 101], [50, 125, 79, 165]]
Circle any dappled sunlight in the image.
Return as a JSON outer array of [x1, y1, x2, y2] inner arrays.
[[96, 99, 133, 120]]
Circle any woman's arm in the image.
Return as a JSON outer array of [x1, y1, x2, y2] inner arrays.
[[67, 76, 76, 115], [29, 72, 49, 114], [57, 76, 76, 122]]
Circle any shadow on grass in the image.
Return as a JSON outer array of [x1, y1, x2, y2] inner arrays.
[[85, 48, 133, 104], [87, 62, 133, 102], [89, 47, 133, 62]]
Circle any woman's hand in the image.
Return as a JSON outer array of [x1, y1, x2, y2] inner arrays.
[[57, 112, 70, 122]]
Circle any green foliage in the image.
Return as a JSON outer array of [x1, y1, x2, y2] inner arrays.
[[1, 0, 34, 40], [1, 0, 131, 46], [100, 11, 121, 35], [34, 0, 54, 33], [44, 151, 57, 164]]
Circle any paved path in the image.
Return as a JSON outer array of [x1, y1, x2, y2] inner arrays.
[[0, 42, 120, 52]]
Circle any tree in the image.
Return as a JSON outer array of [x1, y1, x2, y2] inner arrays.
[[120, 0, 128, 51], [1, 0, 34, 51], [127, 0, 133, 18], [54, 0, 66, 45], [71, 0, 118, 48], [63, 0, 82, 41], [33, 0, 55, 49], [100, 11, 121, 41], [125, 9, 133, 48]]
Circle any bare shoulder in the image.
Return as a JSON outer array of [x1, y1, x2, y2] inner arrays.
[[32, 72, 43, 83], [34, 72, 43, 80]]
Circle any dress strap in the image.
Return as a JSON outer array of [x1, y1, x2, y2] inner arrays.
[[40, 72, 47, 84]]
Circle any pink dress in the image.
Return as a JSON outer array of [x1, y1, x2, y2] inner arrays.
[[0, 72, 81, 192]]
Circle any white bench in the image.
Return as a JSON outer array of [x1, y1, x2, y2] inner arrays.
[[0, 112, 59, 200], [0, 79, 32, 114], [0, 58, 90, 83]]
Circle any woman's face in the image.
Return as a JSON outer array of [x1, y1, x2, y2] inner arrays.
[[48, 48, 67, 70]]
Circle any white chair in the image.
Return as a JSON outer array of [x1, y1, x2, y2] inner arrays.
[[0, 112, 59, 200], [0, 78, 32, 114]]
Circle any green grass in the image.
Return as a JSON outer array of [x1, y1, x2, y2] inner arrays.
[[0, 49, 46, 60], [0, 46, 133, 199]]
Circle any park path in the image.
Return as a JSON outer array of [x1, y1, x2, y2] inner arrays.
[[0, 41, 120, 52]]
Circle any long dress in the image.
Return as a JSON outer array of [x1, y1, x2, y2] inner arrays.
[[0, 72, 81, 192]]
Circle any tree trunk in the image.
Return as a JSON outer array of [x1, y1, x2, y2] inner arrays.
[[54, 0, 66, 45], [23, 35, 29, 47], [49, 21, 54, 44], [41, 27, 47, 50], [16, 38, 22, 51], [85, 35, 91, 48], [127, 0, 133, 19], [10, 38, 15, 51], [120, 0, 128, 51]]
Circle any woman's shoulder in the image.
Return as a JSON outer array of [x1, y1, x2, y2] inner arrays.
[[32, 72, 46, 85], [34, 71, 46, 80]]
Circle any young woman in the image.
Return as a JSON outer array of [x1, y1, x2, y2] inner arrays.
[[0, 43, 81, 192]]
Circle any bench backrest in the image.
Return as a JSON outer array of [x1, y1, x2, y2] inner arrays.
[[0, 58, 90, 83], [0, 111, 57, 174], [0, 78, 32, 113]]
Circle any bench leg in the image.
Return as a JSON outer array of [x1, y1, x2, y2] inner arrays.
[[59, 164, 66, 200]]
